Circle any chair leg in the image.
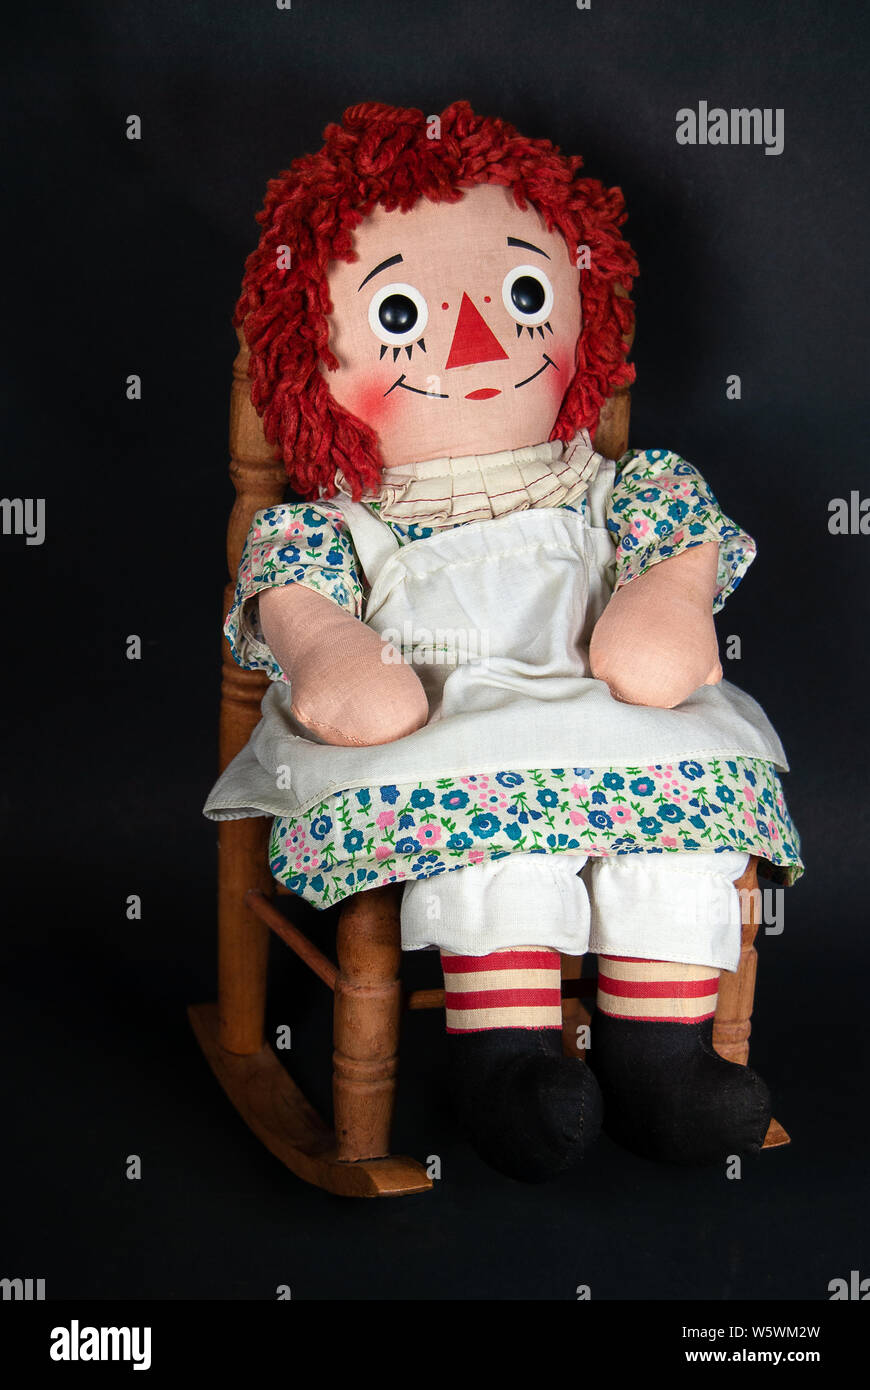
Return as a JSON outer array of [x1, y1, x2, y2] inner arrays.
[[217, 816, 271, 1055], [713, 856, 790, 1149], [560, 954, 590, 1059], [333, 885, 404, 1162], [192, 872, 432, 1196], [713, 856, 759, 1067]]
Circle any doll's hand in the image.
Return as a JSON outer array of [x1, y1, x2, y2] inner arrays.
[[258, 585, 429, 746], [589, 542, 722, 709]]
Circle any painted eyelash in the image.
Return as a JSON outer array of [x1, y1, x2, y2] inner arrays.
[[379, 339, 427, 361], [515, 322, 554, 339]]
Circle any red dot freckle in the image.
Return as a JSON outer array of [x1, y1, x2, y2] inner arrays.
[[441, 301, 449, 310], [483, 295, 491, 303]]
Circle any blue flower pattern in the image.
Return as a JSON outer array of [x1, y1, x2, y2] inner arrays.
[[219, 453, 801, 908]]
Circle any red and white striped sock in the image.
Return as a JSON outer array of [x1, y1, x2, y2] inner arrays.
[[441, 947, 563, 1033], [596, 956, 720, 1023]]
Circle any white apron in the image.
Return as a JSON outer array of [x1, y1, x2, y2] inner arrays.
[[204, 461, 788, 823]]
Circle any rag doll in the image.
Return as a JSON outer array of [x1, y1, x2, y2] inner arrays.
[[204, 101, 802, 1182]]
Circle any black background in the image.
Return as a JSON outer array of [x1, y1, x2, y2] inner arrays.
[[2, 0, 868, 1303]]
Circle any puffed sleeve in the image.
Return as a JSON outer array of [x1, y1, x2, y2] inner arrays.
[[606, 448, 756, 612], [224, 502, 364, 680]]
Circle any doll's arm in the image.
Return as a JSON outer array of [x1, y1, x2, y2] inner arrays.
[[589, 449, 755, 709], [226, 500, 427, 745], [259, 584, 429, 746], [589, 541, 721, 708]]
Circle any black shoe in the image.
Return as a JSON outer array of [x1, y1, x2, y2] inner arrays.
[[446, 1027, 603, 1182], [588, 1011, 771, 1166]]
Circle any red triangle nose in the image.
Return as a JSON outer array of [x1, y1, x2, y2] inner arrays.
[[445, 292, 509, 370]]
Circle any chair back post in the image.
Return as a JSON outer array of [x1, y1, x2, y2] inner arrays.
[[217, 329, 286, 1056], [591, 380, 631, 462], [591, 287, 634, 462]]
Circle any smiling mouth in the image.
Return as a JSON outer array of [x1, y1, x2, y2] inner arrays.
[[385, 354, 557, 400], [514, 354, 557, 389], [384, 374, 449, 398]]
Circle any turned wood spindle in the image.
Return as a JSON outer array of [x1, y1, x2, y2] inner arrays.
[[333, 886, 404, 1163], [217, 329, 287, 1056], [713, 855, 760, 1066]]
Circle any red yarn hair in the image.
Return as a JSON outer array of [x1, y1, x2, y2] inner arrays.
[[235, 99, 637, 500]]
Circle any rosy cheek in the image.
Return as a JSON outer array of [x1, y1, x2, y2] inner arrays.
[[548, 352, 572, 404], [343, 378, 398, 430]]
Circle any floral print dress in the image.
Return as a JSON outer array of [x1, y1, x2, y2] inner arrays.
[[217, 449, 803, 908]]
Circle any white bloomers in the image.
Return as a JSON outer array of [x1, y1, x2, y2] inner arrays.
[[400, 850, 750, 971]]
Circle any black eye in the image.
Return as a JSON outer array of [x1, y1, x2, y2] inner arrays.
[[378, 294, 418, 335], [502, 264, 554, 326], [368, 282, 429, 346], [510, 276, 546, 316]]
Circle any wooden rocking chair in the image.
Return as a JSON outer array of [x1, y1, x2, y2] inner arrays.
[[188, 327, 789, 1197]]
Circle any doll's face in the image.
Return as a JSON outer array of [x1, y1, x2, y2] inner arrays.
[[322, 184, 582, 469]]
